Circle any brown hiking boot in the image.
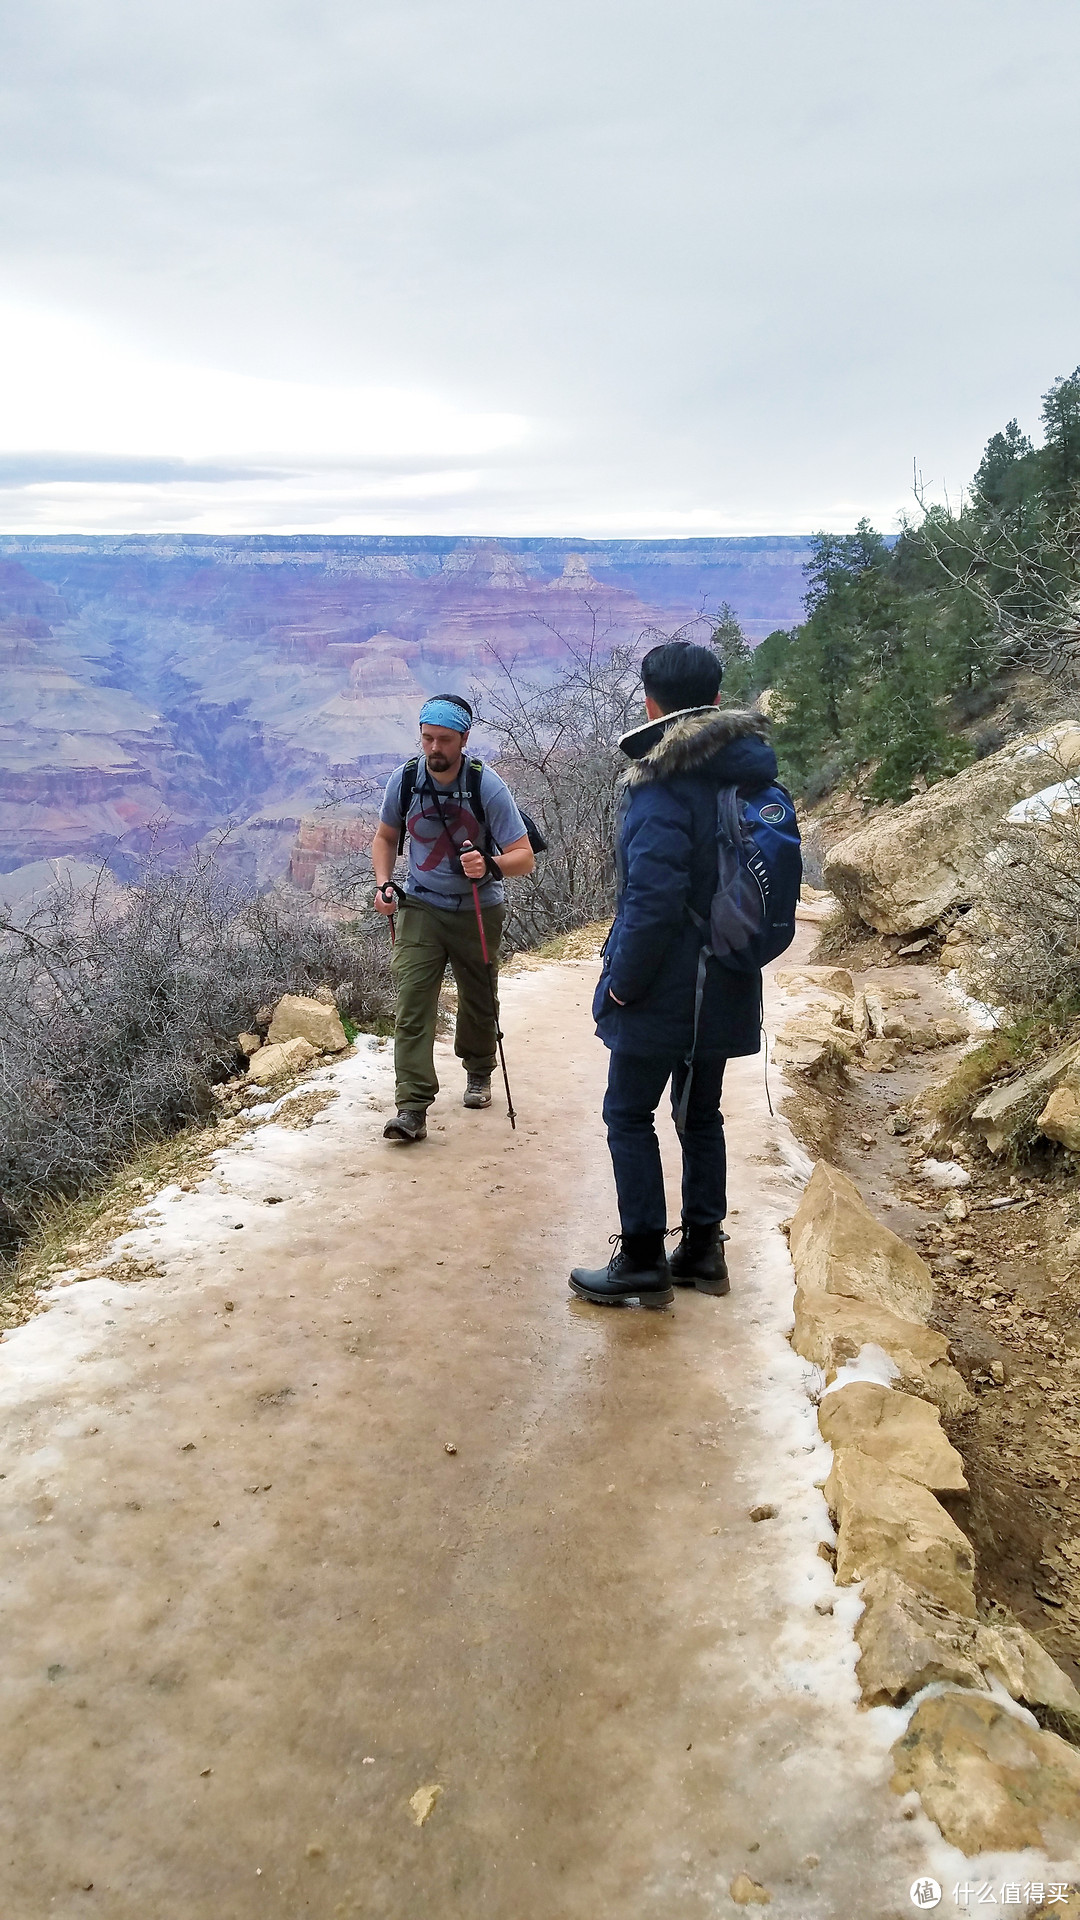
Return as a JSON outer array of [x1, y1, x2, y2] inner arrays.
[[463, 1073, 492, 1108]]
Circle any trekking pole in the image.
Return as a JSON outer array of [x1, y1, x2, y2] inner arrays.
[[460, 842, 516, 1129], [377, 881, 402, 946]]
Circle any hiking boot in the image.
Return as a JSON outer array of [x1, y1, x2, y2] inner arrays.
[[463, 1072, 492, 1109], [383, 1108, 427, 1143], [669, 1223, 730, 1296], [569, 1234, 673, 1309]]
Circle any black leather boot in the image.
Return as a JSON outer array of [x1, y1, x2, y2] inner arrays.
[[669, 1223, 730, 1296], [569, 1233, 674, 1308]]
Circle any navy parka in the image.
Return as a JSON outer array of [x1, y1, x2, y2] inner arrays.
[[592, 706, 778, 1059]]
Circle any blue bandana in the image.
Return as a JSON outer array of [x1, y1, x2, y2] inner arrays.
[[419, 697, 472, 732]]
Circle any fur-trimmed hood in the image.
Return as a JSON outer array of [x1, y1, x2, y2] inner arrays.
[[619, 706, 774, 787]]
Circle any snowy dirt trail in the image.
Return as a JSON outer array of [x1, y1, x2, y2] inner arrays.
[[0, 940, 938, 1919]]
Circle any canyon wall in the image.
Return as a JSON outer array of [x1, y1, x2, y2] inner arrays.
[[0, 534, 810, 894]]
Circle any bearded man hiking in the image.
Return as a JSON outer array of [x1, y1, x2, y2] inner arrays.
[[372, 695, 535, 1142], [570, 639, 800, 1309]]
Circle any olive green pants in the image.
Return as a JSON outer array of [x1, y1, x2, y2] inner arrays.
[[390, 898, 505, 1111]]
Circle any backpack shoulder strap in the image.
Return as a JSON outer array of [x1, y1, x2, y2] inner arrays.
[[396, 758, 420, 857], [466, 758, 492, 850], [466, 759, 486, 824]]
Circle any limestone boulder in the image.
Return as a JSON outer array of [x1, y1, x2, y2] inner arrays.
[[237, 1030, 262, 1055], [854, 1568, 986, 1706], [790, 1162, 934, 1322], [792, 1286, 974, 1416], [1038, 1081, 1080, 1153], [890, 1691, 1080, 1857], [823, 721, 1080, 935], [971, 1039, 1080, 1153], [854, 990, 885, 1039], [823, 1445, 977, 1616], [859, 1037, 904, 1072], [244, 1036, 317, 1085], [975, 1622, 1080, 1718], [267, 992, 348, 1054], [773, 965, 854, 998], [818, 1382, 967, 1491], [772, 1011, 861, 1071]]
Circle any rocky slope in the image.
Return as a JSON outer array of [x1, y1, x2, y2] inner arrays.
[[0, 535, 809, 890], [823, 722, 1080, 937]]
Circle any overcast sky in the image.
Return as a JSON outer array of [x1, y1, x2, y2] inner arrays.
[[1, 0, 1078, 537]]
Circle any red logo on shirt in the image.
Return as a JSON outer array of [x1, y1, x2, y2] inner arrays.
[[408, 795, 481, 871]]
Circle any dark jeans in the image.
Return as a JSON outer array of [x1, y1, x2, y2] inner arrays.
[[602, 1049, 727, 1237]]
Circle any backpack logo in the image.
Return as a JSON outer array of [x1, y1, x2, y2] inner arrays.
[[759, 801, 787, 825]]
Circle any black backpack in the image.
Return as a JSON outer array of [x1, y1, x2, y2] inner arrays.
[[396, 757, 546, 859]]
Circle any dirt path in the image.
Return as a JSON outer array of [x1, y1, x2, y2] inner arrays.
[[0, 942, 935, 1919]]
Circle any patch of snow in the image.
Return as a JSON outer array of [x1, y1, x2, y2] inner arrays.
[[920, 1157, 972, 1189], [1012, 728, 1074, 760], [820, 1344, 901, 1397], [1006, 777, 1080, 825], [942, 971, 1002, 1031], [775, 1127, 814, 1185]]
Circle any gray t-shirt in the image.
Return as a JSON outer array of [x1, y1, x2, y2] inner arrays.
[[380, 758, 528, 910]]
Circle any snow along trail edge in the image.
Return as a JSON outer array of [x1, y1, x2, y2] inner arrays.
[[0, 940, 1003, 1918]]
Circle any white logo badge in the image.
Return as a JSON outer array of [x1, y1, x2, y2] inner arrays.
[[909, 1882, 942, 1911]]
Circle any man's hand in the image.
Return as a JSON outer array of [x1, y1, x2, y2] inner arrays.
[[374, 883, 398, 916], [459, 840, 491, 882]]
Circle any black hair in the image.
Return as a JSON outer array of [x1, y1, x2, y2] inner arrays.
[[640, 641, 722, 714], [427, 691, 473, 724]]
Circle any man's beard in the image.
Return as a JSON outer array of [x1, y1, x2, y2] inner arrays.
[[426, 752, 453, 771]]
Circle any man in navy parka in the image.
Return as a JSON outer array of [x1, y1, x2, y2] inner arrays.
[[570, 640, 778, 1309]]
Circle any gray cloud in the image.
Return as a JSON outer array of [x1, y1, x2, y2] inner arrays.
[[0, 454, 282, 485], [1, 0, 1079, 531]]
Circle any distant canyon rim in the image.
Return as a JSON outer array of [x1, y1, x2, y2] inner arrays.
[[0, 534, 809, 901]]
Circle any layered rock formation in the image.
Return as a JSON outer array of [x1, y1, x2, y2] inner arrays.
[[0, 534, 810, 888]]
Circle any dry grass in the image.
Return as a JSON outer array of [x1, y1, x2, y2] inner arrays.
[[925, 1016, 1080, 1162], [925, 1028, 1029, 1137], [257, 1089, 338, 1130], [507, 919, 609, 969], [1, 1115, 229, 1331]]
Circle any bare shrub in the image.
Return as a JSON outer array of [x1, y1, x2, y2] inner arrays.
[[474, 620, 646, 948], [974, 772, 1080, 1015], [0, 850, 391, 1249]]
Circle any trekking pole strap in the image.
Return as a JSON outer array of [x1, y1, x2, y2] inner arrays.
[[674, 943, 711, 1136]]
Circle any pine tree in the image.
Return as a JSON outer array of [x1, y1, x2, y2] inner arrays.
[[972, 418, 1038, 522], [855, 585, 967, 803], [709, 602, 753, 703], [747, 627, 793, 696], [1039, 367, 1080, 504]]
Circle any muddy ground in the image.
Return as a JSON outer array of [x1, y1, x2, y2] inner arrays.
[[0, 938, 944, 1920]]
